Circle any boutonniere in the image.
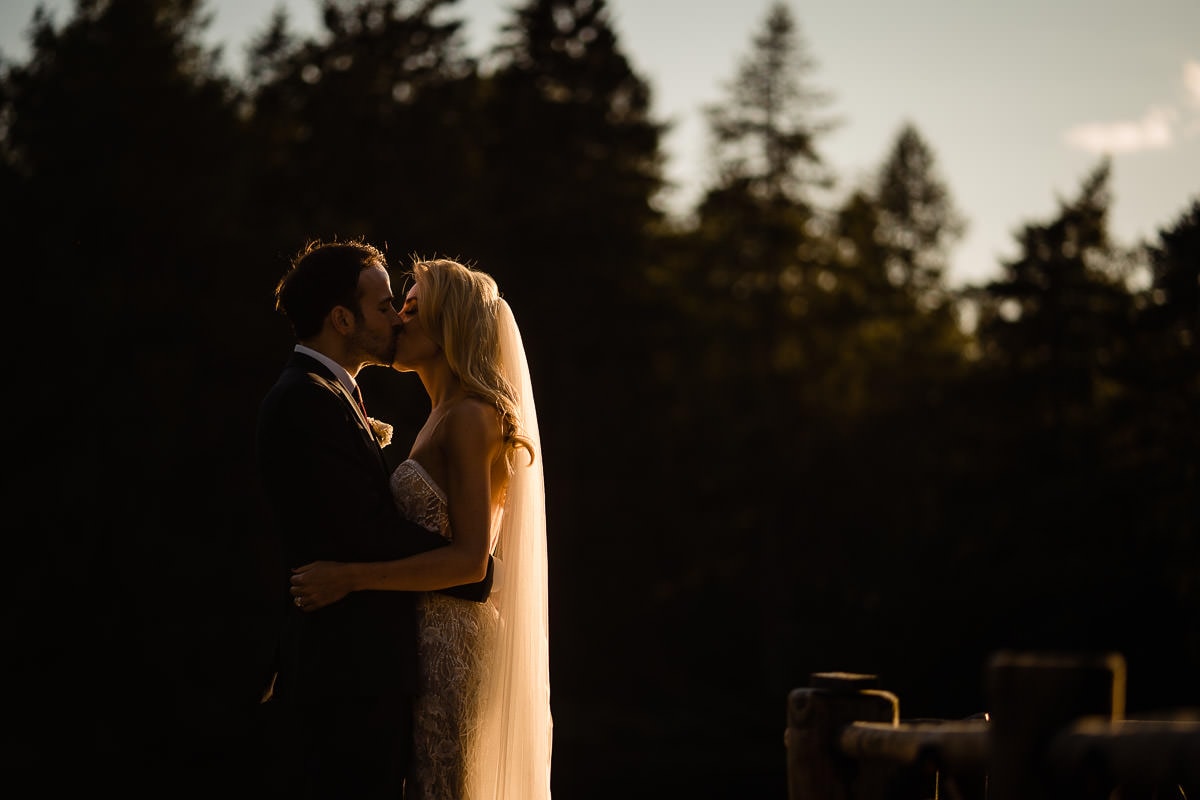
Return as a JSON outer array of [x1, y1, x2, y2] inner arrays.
[[368, 417, 394, 448]]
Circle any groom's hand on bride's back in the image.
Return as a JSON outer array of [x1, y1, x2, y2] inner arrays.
[[438, 554, 494, 603]]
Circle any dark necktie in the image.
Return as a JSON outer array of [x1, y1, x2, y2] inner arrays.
[[352, 383, 368, 419]]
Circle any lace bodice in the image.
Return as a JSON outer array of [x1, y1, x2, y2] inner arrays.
[[391, 458, 450, 540]]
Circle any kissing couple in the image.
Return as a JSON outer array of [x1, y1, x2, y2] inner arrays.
[[256, 239, 552, 799]]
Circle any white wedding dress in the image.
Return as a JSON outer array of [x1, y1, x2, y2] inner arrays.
[[391, 458, 499, 800], [389, 299, 552, 800]]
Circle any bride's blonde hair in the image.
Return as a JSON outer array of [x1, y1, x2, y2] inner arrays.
[[410, 258, 535, 470]]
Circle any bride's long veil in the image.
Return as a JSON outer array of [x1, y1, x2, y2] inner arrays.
[[472, 299, 552, 799]]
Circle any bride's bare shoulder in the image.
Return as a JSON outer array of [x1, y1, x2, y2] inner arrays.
[[443, 396, 503, 447]]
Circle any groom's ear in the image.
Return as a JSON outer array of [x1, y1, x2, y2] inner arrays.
[[329, 305, 355, 334]]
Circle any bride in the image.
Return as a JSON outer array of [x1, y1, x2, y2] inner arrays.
[[289, 258, 551, 800]]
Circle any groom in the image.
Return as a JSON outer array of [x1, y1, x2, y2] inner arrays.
[[256, 237, 492, 799]]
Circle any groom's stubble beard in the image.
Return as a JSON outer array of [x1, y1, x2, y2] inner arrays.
[[349, 323, 401, 369]]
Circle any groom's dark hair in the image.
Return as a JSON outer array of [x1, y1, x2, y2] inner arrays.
[[275, 238, 389, 339]]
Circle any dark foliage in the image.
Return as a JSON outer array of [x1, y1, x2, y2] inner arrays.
[[3, 1, 1197, 797]]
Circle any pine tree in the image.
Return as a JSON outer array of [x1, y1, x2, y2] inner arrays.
[[1141, 197, 1200, 367], [1134, 199, 1200, 677], [1, 0, 241, 276], [874, 121, 967, 308], [976, 159, 1135, 416], [1121, 198, 1200, 595], [968, 161, 1136, 596], [690, 1, 840, 341], [482, 0, 666, 285], [478, 0, 667, 424], [702, 0, 837, 208], [245, 0, 483, 252]]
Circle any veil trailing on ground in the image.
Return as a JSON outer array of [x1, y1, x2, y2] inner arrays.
[[471, 298, 552, 800]]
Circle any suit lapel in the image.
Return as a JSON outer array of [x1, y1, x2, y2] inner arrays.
[[289, 352, 380, 448]]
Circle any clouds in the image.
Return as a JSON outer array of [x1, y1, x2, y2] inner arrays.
[[1186, 60, 1200, 106], [1064, 106, 1176, 154], [1064, 59, 1200, 154], [1184, 60, 1200, 139]]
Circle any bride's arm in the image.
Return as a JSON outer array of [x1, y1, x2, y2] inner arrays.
[[291, 402, 500, 610]]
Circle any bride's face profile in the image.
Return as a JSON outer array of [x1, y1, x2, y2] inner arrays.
[[393, 282, 440, 370]]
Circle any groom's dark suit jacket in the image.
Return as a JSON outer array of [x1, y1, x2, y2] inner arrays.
[[256, 351, 492, 705]]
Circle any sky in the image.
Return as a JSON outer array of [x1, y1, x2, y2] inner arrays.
[[2, 0, 1198, 287]]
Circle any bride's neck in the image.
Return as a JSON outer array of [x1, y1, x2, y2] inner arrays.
[[424, 369, 466, 410]]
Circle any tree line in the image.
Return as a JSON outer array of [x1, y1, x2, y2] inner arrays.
[[4, 1, 1196, 797]]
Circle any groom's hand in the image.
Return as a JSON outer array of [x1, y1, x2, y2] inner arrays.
[[290, 561, 351, 612], [438, 554, 494, 603]]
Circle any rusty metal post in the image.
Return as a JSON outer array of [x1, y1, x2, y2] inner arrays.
[[985, 650, 1126, 800], [786, 672, 900, 800]]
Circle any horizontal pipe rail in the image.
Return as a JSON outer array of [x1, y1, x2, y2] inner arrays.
[[1049, 715, 1200, 787], [838, 719, 989, 772]]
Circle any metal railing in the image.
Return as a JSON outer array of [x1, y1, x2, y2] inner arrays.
[[785, 651, 1200, 800]]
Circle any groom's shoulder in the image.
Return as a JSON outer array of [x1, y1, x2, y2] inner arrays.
[[272, 352, 338, 391], [260, 358, 339, 419]]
